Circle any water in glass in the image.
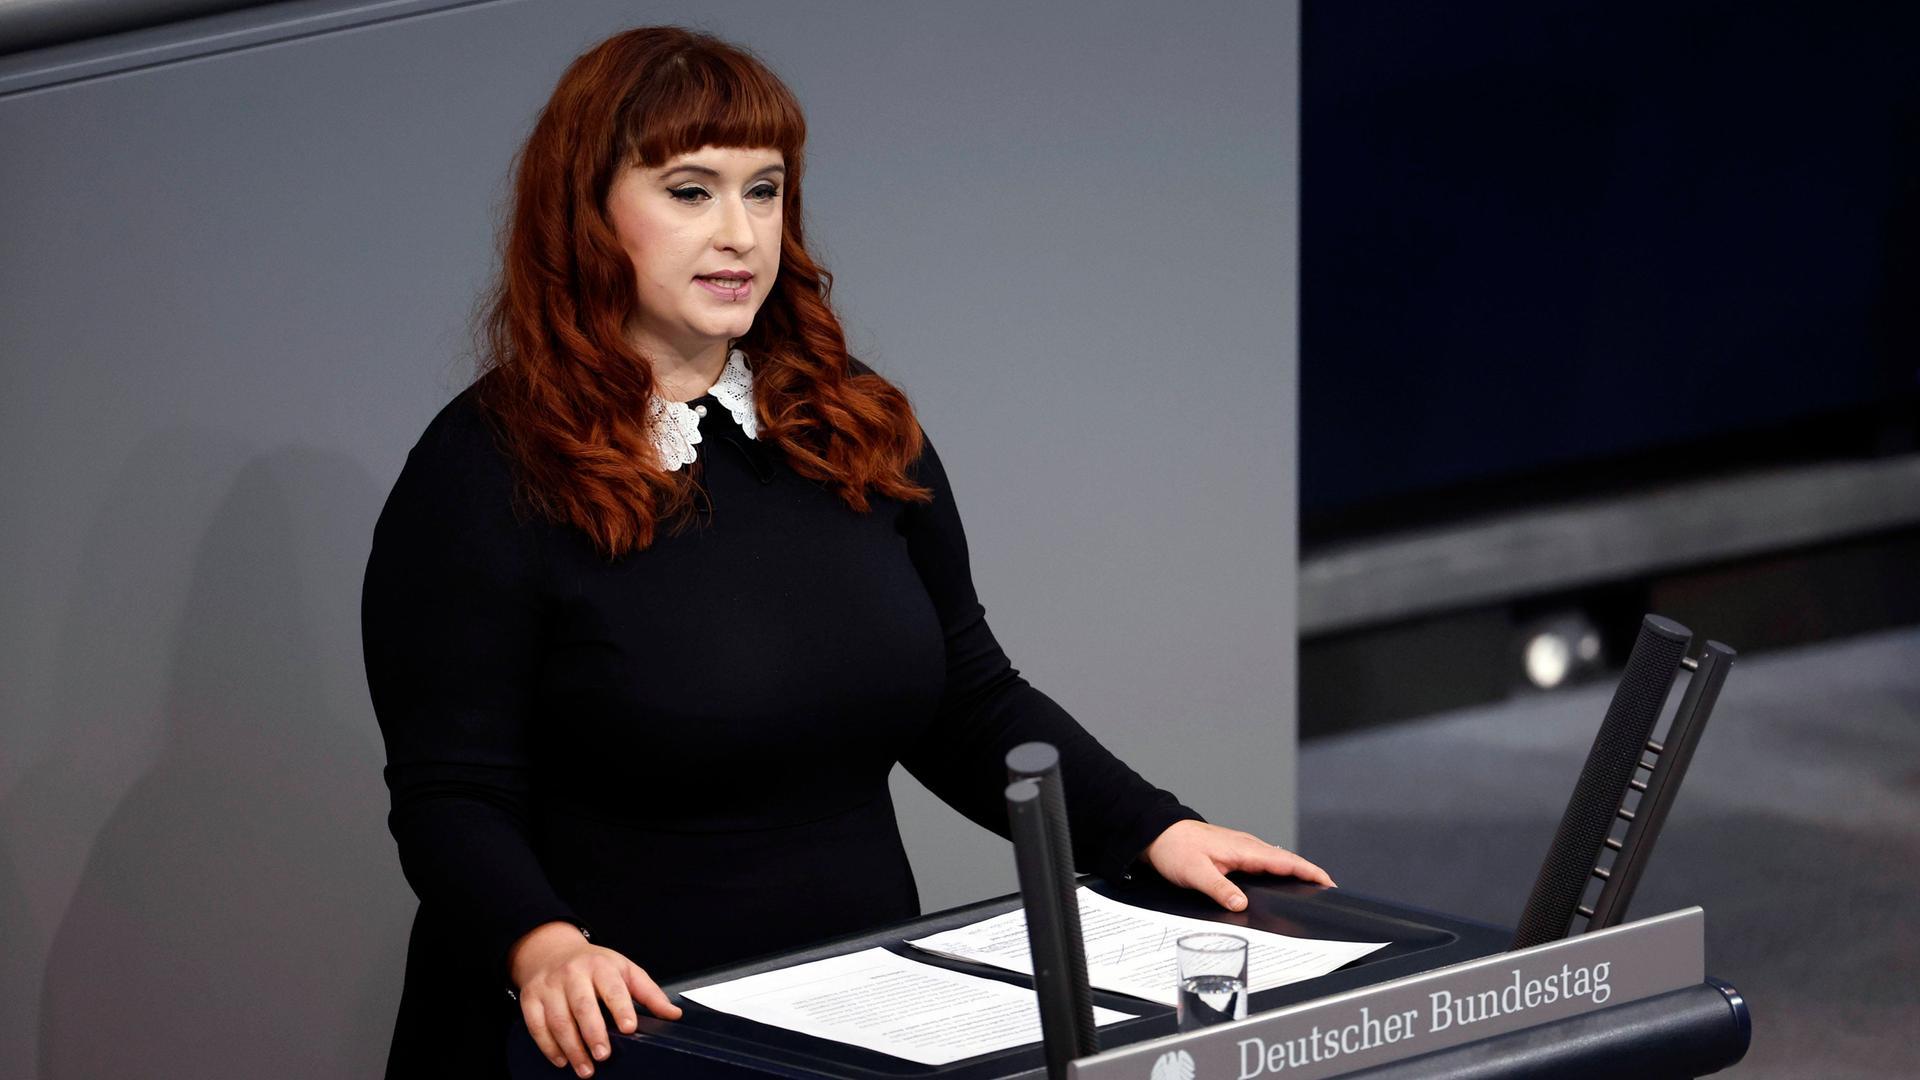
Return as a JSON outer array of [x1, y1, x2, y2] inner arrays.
[[1177, 973, 1248, 1031]]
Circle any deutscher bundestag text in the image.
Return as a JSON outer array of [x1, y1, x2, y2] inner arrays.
[[1236, 962, 1612, 1076]]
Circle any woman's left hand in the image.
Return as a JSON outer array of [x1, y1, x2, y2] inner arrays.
[[1142, 820, 1335, 911]]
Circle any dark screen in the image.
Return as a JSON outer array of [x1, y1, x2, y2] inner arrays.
[[1301, 1, 1920, 537]]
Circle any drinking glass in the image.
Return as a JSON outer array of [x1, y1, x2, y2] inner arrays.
[[1175, 933, 1248, 1032]]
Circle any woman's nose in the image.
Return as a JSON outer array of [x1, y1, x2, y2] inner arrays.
[[713, 198, 754, 253]]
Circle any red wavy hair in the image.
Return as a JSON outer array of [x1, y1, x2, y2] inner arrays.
[[476, 26, 928, 557]]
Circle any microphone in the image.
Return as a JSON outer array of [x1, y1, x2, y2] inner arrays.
[[1512, 614, 1691, 950], [1587, 639, 1736, 929], [1006, 742, 1098, 1072]]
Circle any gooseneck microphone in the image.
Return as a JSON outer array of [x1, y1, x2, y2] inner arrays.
[[1006, 741, 1098, 1076], [1587, 638, 1736, 929], [1512, 614, 1692, 950], [1008, 781, 1082, 1079]]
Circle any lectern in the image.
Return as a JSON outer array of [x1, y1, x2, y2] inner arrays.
[[504, 876, 1748, 1078]]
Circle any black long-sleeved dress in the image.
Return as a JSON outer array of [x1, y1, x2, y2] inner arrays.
[[361, 375, 1201, 1077]]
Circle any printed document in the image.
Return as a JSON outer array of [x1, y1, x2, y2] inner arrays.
[[681, 947, 1137, 1066], [908, 888, 1389, 1006]]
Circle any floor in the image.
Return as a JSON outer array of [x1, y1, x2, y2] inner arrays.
[[1299, 625, 1920, 1078]]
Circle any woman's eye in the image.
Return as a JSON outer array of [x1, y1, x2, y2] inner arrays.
[[749, 184, 780, 202], [668, 186, 709, 203]]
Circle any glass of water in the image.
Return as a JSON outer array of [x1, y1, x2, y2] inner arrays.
[[1176, 933, 1249, 1032]]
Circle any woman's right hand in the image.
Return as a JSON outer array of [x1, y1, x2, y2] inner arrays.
[[508, 920, 683, 1078]]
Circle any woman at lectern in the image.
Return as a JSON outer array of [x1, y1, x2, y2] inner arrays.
[[362, 26, 1331, 1080]]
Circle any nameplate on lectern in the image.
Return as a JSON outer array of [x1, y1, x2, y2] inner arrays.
[[1068, 906, 1705, 1080]]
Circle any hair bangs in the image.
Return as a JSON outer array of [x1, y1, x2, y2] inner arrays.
[[621, 44, 805, 168]]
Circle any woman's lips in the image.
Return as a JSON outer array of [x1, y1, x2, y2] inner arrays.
[[696, 275, 752, 301]]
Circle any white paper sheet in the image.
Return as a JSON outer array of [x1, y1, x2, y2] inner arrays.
[[908, 888, 1389, 1006], [681, 947, 1137, 1066]]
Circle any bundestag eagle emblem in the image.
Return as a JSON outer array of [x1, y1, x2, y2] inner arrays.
[[1149, 1048, 1196, 1080]]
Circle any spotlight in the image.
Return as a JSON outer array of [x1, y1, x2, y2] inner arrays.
[[1524, 632, 1574, 689], [1517, 611, 1605, 691]]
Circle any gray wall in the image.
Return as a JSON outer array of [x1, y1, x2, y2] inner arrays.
[[0, 2, 1300, 1075]]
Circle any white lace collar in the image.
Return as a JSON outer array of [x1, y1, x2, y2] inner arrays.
[[646, 348, 758, 471]]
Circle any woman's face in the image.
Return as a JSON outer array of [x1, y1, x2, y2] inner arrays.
[[606, 145, 785, 364]]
